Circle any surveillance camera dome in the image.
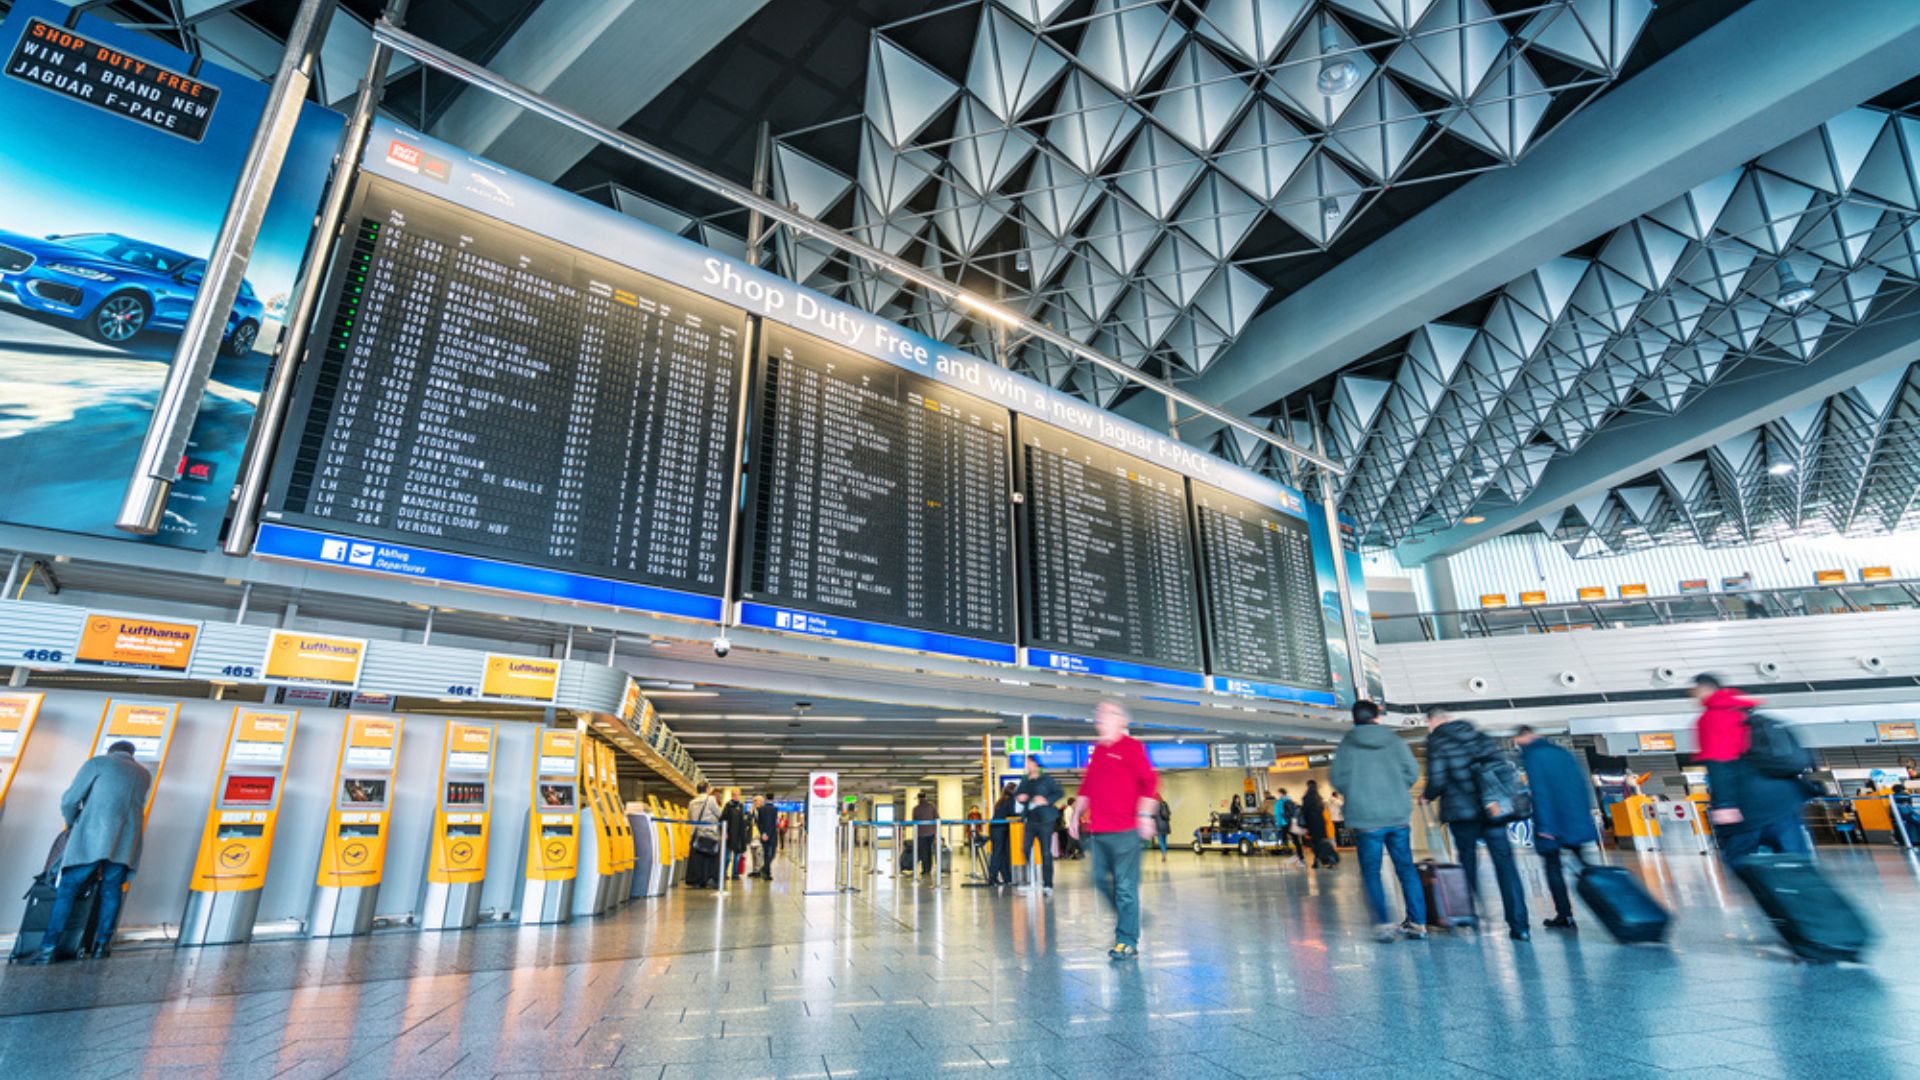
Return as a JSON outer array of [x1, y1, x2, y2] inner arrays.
[[712, 636, 732, 657]]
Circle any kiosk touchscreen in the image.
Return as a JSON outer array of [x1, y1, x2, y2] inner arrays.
[[91, 699, 181, 819], [181, 708, 298, 946], [0, 692, 45, 816], [421, 722, 495, 930], [518, 728, 580, 925], [311, 715, 403, 938]]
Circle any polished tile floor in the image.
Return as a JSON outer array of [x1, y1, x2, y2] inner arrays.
[[2, 846, 1918, 1079]]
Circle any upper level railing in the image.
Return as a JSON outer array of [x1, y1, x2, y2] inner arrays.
[[1375, 578, 1920, 642]]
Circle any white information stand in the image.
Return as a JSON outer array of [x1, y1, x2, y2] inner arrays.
[[804, 772, 840, 895]]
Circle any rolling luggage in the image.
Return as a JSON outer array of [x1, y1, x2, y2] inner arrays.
[[1418, 860, 1475, 928], [1576, 865, 1670, 943], [9, 830, 99, 963], [1734, 853, 1871, 963]]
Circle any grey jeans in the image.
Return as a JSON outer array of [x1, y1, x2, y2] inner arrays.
[[1086, 831, 1143, 948]]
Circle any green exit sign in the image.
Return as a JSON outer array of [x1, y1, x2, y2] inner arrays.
[[1006, 736, 1046, 754]]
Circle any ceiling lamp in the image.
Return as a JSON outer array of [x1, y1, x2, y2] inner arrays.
[[1320, 196, 1343, 226], [1767, 461, 1796, 476], [1776, 264, 1815, 312], [1317, 23, 1361, 97]]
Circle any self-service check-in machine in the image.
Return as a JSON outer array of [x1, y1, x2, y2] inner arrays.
[[94, 699, 180, 817], [648, 794, 677, 891], [571, 736, 613, 917], [311, 715, 403, 937], [421, 722, 495, 931], [0, 692, 45, 817], [628, 795, 664, 898], [605, 745, 636, 899], [518, 728, 580, 925], [180, 707, 299, 946]]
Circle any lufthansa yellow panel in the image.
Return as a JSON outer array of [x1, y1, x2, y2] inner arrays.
[[264, 630, 367, 689], [482, 654, 560, 703], [76, 613, 199, 672]]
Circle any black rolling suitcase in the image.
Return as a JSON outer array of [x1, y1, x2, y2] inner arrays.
[[1576, 865, 1670, 943], [9, 830, 99, 963], [1418, 860, 1475, 928], [1734, 853, 1871, 963]]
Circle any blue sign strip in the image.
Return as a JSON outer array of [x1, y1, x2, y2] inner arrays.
[[736, 602, 1017, 664], [1025, 649, 1207, 690], [1211, 675, 1339, 707], [254, 524, 724, 622]]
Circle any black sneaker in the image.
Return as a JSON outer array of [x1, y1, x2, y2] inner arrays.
[[1509, 928, 1531, 942], [1543, 916, 1577, 932]]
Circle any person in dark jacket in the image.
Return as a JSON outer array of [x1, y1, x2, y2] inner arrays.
[[1332, 700, 1426, 941], [911, 793, 938, 878], [1014, 758, 1065, 893], [1300, 781, 1337, 867], [687, 783, 722, 888], [1154, 798, 1171, 860], [1272, 787, 1306, 865], [1691, 674, 1810, 860], [754, 794, 780, 879], [1515, 726, 1599, 931], [722, 794, 750, 879], [988, 783, 1016, 886], [35, 741, 151, 963], [1423, 707, 1530, 941]]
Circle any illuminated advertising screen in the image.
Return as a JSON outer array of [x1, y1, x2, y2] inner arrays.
[[222, 774, 276, 805], [0, 0, 341, 549]]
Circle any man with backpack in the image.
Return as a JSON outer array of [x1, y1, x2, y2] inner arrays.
[[1422, 707, 1531, 941], [1691, 673, 1813, 860]]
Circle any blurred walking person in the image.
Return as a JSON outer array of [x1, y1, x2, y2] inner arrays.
[[988, 783, 1016, 886], [912, 792, 938, 878], [1068, 702, 1160, 961], [1423, 707, 1531, 940], [1301, 781, 1338, 867], [1331, 701, 1426, 942], [1514, 726, 1598, 930], [1692, 674, 1812, 860]]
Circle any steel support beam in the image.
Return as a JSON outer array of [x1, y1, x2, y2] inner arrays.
[[429, 0, 772, 184], [1138, 0, 1920, 434], [1392, 294, 1920, 564]]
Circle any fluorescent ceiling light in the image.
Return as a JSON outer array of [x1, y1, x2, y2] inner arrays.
[[1768, 462, 1796, 476]]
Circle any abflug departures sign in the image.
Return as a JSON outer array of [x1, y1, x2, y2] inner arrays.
[[256, 118, 1360, 701], [7, 17, 218, 141]]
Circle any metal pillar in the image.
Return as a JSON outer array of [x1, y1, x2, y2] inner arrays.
[[223, 3, 408, 554], [117, 0, 340, 534], [1311, 417, 1366, 702], [745, 120, 771, 269]]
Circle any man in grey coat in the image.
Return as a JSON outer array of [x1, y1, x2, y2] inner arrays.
[[1330, 701, 1427, 942], [34, 741, 151, 963]]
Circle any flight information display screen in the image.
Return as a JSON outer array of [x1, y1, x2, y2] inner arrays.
[[740, 323, 1015, 644], [267, 177, 747, 599], [1190, 481, 1330, 692], [1018, 419, 1203, 675]]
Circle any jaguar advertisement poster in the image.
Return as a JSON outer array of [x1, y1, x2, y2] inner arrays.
[[0, 0, 340, 549]]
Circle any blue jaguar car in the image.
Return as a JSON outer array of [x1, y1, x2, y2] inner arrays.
[[0, 230, 264, 356]]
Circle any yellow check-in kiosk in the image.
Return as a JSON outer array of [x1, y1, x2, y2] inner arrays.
[[604, 744, 636, 899], [421, 721, 495, 931], [93, 700, 180, 818], [635, 793, 671, 896], [518, 728, 580, 925], [571, 736, 621, 917], [179, 707, 299, 947], [311, 714, 403, 937], [0, 692, 45, 817]]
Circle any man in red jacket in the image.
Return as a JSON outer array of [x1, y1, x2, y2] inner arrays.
[[1069, 701, 1159, 961], [1692, 673, 1810, 859]]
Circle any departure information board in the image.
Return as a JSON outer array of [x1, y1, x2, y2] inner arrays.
[[1018, 420, 1204, 680], [739, 323, 1015, 652], [1191, 481, 1329, 694], [267, 177, 747, 605]]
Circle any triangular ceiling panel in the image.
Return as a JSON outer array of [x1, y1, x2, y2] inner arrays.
[[967, 7, 1071, 123], [865, 36, 959, 149]]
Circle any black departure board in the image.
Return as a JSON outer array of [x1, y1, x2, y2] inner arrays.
[[1191, 482, 1330, 690], [740, 323, 1016, 642], [1018, 419, 1204, 672], [268, 177, 747, 596]]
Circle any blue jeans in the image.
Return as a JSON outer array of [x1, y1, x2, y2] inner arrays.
[[1087, 831, 1142, 947], [41, 860, 130, 957], [1354, 825, 1425, 927], [1155, 834, 1167, 855], [1721, 809, 1811, 862], [1449, 820, 1529, 932]]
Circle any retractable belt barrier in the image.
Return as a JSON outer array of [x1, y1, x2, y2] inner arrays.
[[837, 819, 1027, 891]]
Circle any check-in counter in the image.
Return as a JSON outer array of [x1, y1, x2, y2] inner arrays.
[[645, 794, 676, 891], [517, 728, 579, 925], [421, 722, 495, 931], [0, 692, 44, 818], [310, 715, 403, 937], [179, 707, 299, 946], [627, 800, 663, 898], [572, 739, 620, 917], [1611, 794, 1659, 852]]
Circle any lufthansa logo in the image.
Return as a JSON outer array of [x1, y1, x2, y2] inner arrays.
[[545, 840, 567, 863], [450, 840, 475, 864], [219, 843, 249, 869], [341, 842, 369, 867]]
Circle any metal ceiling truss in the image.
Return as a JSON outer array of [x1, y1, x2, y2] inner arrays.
[[1283, 105, 1920, 548], [1545, 361, 1920, 557], [763, 0, 1651, 407]]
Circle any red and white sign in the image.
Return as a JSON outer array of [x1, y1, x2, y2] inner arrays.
[[804, 771, 841, 895], [811, 774, 837, 800]]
